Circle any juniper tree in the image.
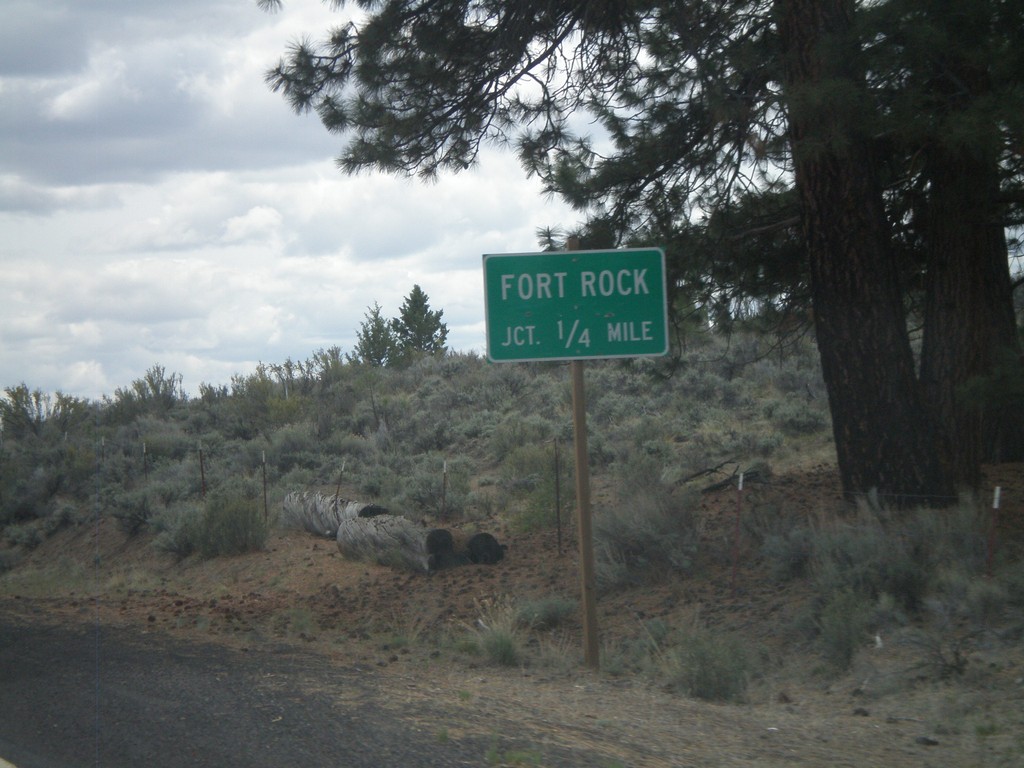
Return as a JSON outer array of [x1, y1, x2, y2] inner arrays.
[[349, 301, 397, 367], [391, 284, 449, 360]]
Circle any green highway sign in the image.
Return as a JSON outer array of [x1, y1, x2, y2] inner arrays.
[[483, 248, 669, 362]]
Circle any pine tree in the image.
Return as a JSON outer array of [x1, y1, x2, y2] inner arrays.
[[348, 302, 397, 367], [391, 285, 448, 360]]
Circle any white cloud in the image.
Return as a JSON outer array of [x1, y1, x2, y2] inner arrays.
[[221, 205, 285, 244], [45, 47, 135, 122], [0, 1, 581, 401]]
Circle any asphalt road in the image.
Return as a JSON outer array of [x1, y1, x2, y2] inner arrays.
[[0, 611, 563, 768]]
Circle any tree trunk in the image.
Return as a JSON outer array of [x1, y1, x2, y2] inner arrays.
[[920, 146, 1023, 484], [918, 6, 1024, 481], [775, 0, 952, 505]]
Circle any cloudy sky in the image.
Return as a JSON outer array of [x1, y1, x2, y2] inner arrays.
[[0, 0, 579, 401]]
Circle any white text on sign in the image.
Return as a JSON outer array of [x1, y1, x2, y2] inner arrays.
[[500, 326, 537, 347], [499, 269, 650, 301], [581, 269, 649, 297], [607, 321, 653, 342]]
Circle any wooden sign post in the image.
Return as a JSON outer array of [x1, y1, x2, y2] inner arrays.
[[483, 239, 668, 670], [571, 357, 600, 668]]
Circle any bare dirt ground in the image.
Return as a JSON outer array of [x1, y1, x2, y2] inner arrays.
[[2, 463, 1024, 766]]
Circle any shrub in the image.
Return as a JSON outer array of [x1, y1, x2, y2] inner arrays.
[[930, 569, 1010, 626], [489, 413, 554, 462], [480, 628, 520, 667], [138, 416, 193, 461], [152, 506, 203, 560], [326, 433, 378, 464], [761, 527, 815, 581], [811, 516, 929, 611], [816, 589, 872, 670], [503, 441, 573, 532], [0, 549, 20, 574], [58, 443, 97, 498], [810, 502, 990, 614], [999, 559, 1024, 608], [196, 493, 269, 558], [112, 491, 155, 535], [4, 522, 43, 549], [515, 596, 577, 630], [765, 395, 829, 435], [2, 462, 63, 523], [388, 455, 468, 519], [612, 441, 669, 495], [902, 501, 989, 575], [963, 578, 1009, 625], [903, 627, 973, 680], [270, 424, 321, 472], [469, 597, 523, 667], [657, 626, 753, 702], [594, 488, 699, 593], [147, 458, 201, 506]]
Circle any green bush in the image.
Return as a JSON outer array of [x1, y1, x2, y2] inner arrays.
[[2, 462, 64, 523], [999, 559, 1024, 608], [388, 454, 468, 518], [515, 596, 577, 630], [147, 459, 200, 506], [809, 503, 990, 614], [499, 440, 573, 532], [0, 549, 20, 574], [816, 589, 872, 670], [4, 522, 43, 549], [138, 416, 193, 462], [196, 493, 269, 558], [765, 395, 829, 435], [470, 597, 523, 667], [759, 502, 1001, 671], [112, 491, 154, 536], [326, 433, 378, 464], [480, 628, 520, 667], [498, 443, 550, 496], [761, 527, 815, 581], [152, 506, 203, 560], [595, 488, 699, 592], [489, 413, 554, 462], [657, 627, 753, 702], [0, 331, 839, 594], [270, 424, 321, 472], [930, 569, 1011, 626], [901, 502, 989, 576], [811, 517, 929, 611]]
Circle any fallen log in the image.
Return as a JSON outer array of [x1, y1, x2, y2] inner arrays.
[[466, 532, 506, 564], [336, 515, 454, 573], [281, 492, 388, 538], [283, 492, 508, 572]]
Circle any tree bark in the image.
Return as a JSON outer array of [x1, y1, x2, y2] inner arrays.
[[775, 0, 952, 504], [336, 515, 452, 573], [918, 5, 1024, 481], [281, 492, 388, 538], [920, 145, 1023, 484]]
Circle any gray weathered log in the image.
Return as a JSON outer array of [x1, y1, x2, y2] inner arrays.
[[283, 491, 506, 572], [281, 492, 388, 538], [335, 515, 452, 573]]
